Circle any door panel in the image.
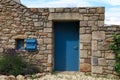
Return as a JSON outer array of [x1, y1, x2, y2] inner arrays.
[[54, 22, 79, 71]]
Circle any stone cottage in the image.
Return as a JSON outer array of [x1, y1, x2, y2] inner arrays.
[[0, 0, 120, 76]]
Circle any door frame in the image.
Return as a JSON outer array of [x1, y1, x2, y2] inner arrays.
[[53, 20, 80, 71]]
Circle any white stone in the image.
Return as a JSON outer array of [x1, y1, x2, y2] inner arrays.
[[16, 75, 25, 80], [0, 75, 8, 80]]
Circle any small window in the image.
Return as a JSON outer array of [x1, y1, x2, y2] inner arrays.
[[16, 39, 24, 50]]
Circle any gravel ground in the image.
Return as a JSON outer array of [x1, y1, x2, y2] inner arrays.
[[31, 72, 119, 80]]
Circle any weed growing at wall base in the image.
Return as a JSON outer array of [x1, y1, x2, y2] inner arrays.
[[0, 48, 39, 76]]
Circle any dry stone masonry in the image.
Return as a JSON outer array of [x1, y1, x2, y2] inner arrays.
[[0, 0, 120, 77]]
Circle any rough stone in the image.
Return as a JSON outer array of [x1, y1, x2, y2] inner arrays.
[[105, 53, 115, 59], [48, 54, 52, 63], [80, 43, 83, 49], [34, 22, 43, 26], [79, 8, 87, 13], [92, 31, 105, 40], [80, 63, 91, 72], [80, 21, 88, 26], [30, 8, 38, 13], [55, 8, 64, 12], [8, 75, 15, 80], [0, 75, 8, 80], [80, 34, 91, 42], [92, 66, 103, 74], [44, 28, 52, 32], [92, 40, 97, 50], [80, 50, 88, 58], [98, 42, 109, 50], [12, 35, 27, 39], [106, 37, 113, 42], [80, 27, 85, 33], [49, 8, 55, 12], [98, 58, 106, 66], [98, 21, 104, 27], [16, 75, 25, 80], [88, 21, 95, 26], [47, 44, 53, 49], [96, 7, 105, 13], [0, 48, 3, 52], [48, 13, 80, 20], [89, 8, 96, 13], [0, 2, 115, 75], [92, 57, 98, 66], [92, 51, 101, 57], [107, 60, 115, 66], [44, 38, 52, 44]]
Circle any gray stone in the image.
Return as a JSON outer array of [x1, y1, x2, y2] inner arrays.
[[92, 57, 98, 66], [107, 60, 115, 66]]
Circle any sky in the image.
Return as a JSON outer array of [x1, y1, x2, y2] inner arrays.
[[21, 0, 120, 25]]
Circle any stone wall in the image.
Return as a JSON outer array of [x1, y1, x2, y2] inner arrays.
[[1, 0, 119, 76], [91, 26, 120, 76]]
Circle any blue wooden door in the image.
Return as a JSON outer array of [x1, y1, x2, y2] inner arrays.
[[54, 22, 79, 71]]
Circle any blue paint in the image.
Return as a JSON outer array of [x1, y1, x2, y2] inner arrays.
[[54, 22, 79, 71], [25, 38, 37, 51]]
